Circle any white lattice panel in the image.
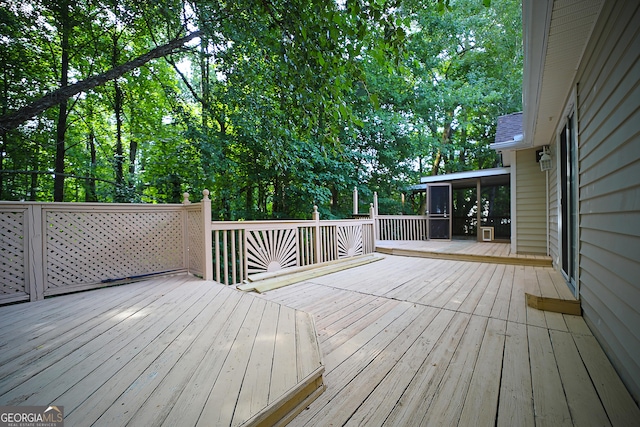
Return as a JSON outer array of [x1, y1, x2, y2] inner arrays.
[[44, 210, 184, 291], [337, 225, 364, 258], [0, 210, 28, 299], [187, 209, 204, 275], [246, 228, 298, 275]]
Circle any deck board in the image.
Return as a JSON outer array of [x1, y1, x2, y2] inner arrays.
[[2, 246, 638, 426], [255, 252, 639, 426], [0, 275, 324, 427]]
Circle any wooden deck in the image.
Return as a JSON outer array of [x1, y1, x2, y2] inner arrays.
[[0, 275, 324, 427], [376, 239, 553, 266], [2, 250, 638, 426], [256, 254, 640, 426]]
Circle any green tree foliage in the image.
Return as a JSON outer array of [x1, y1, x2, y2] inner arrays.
[[0, 0, 520, 219]]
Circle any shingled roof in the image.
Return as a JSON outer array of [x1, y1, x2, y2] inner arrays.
[[495, 112, 523, 144]]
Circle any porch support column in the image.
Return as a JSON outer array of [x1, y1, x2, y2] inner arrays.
[[476, 178, 482, 242]]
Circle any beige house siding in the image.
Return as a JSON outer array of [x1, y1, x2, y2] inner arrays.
[[515, 148, 547, 254], [575, 0, 640, 402]]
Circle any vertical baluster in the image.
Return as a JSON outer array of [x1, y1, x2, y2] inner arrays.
[[231, 229, 237, 285], [223, 230, 229, 285], [215, 231, 220, 283]]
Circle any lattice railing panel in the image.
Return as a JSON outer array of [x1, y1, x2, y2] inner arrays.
[[246, 228, 298, 275], [0, 209, 28, 300], [337, 225, 364, 259], [44, 210, 184, 291], [187, 208, 204, 276]]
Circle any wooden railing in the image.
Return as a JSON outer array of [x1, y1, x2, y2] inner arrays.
[[376, 215, 429, 241], [208, 206, 376, 286], [0, 199, 202, 303], [0, 191, 378, 302]]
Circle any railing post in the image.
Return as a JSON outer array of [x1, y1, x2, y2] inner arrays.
[[182, 192, 190, 273], [202, 190, 213, 280], [370, 203, 378, 242], [373, 191, 379, 216], [26, 204, 45, 301], [313, 205, 321, 264], [353, 187, 358, 215]]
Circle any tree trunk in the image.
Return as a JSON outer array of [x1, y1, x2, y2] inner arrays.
[[29, 145, 39, 201], [86, 130, 97, 201], [432, 115, 452, 176], [0, 66, 7, 199], [53, 1, 70, 202], [0, 30, 202, 132], [112, 27, 126, 202]]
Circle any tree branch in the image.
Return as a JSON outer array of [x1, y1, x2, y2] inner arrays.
[[0, 30, 202, 132]]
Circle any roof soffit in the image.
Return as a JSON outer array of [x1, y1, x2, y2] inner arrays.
[[523, 0, 603, 147]]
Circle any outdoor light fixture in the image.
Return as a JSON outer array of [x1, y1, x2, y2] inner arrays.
[[539, 146, 552, 172]]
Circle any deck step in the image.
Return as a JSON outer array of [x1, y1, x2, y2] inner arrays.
[[525, 294, 581, 316], [375, 246, 552, 267], [238, 254, 384, 293], [524, 268, 581, 315]]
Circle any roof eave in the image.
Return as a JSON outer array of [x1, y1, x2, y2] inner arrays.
[[522, 0, 553, 149]]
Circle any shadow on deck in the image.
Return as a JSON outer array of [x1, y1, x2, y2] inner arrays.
[[0, 275, 324, 426]]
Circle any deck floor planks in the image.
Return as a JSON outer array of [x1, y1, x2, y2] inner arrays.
[[418, 314, 489, 426], [441, 261, 493, 312], [232, 300, 280, 425], [403, 259, 467, 303], [0, 275, 163, 329], [0, 276, 183, 368], [115, 287, 244, 427], [1, 276, 215, 410], [315, 299, 402, 357], [255, 251, 636, 426], [455, 261, 499, 315], [536, 268, 570, 331], [317, 298, 389, 345], [269, 302, 299, 401], [198, 298, 268, 427], [321, 301, 414, 373], [159, 288, 257, 427], [549, 329, 611, 427], [85, 283, 235, 426], [380, 312, 472, 427], [525, 266, 548, 328], [489, 264, 515, 321], [458, 317, 507, 427], [313, 293, 378, 332], [473, 263, 507, 317], [418, 260, 484, 308], [507, 265, 528, 324], [528, 324, 573, 426], [293, 303, 429, 426], [2, 247, 636, 427], [572, 333, 640, 426], [497, 320, 534, 427], [60, 279, 225, 425], [342, 308, 455, 426]]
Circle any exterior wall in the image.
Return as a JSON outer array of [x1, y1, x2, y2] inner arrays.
[[574, 0, 640, 402], [515, 148, 547, 254]]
